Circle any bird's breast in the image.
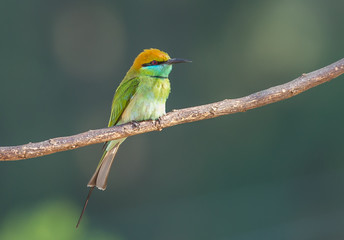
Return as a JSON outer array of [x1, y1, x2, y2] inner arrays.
[[119, 78, 170, 123]]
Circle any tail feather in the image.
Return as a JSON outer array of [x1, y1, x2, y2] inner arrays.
[[77, 139, 125, 228], [87, 141, 122, 190], [96, 145, 119, 189]]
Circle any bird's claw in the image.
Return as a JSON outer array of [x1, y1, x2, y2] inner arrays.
[[155, 117, 163, 131], [131, 121, 140, 128]]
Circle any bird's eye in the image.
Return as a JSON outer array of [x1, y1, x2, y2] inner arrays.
[[142, 60, 160, 67]]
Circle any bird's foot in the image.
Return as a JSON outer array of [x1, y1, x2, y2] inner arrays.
[[155, 117, 163, 131], [131, 121, 140, 128]]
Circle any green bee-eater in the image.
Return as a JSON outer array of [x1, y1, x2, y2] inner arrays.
[[77, 48, 190, 227]]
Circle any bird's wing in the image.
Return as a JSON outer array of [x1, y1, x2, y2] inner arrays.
[[108, 77, 140, 127]]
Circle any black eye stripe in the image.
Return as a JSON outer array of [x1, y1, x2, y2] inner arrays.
[[142, 60, 165, 67]]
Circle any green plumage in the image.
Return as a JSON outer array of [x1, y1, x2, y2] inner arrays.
[[108, 77, 140, 127], [88, 64, 171, 190]]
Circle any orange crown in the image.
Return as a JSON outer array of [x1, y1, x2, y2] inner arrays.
[[132, 48, 171, 70]]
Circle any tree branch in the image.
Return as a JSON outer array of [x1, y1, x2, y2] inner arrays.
[[1, 58, 344, 161]]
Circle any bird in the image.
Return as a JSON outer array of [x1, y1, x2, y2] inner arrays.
[[76, 48, 191, 227]]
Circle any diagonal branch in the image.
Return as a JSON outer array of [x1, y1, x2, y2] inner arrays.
[[1, 58, 344, 161]]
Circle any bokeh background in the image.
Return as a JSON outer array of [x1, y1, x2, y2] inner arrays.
[[1, 0, 344, 239]]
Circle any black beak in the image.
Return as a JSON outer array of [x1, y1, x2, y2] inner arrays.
[[166, 58, 192, 65]]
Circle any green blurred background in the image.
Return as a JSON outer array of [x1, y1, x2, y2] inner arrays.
[[1, 0, 344, 239]]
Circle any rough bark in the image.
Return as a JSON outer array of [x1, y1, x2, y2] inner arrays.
[[1, 58, 344, 161]]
